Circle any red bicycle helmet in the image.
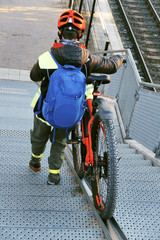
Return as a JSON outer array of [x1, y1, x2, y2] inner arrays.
[[58, 10, 85, 33]]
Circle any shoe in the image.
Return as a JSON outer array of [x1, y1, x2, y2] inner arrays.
[[29, 160, 42, 172], [47, 173, 60, 185]]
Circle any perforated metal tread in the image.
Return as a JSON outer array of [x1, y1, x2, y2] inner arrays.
[[1, 79, 160, 240], [118, 188, 160, 201], [0, 164, 73, 176], [0, 184, 83, 197], [118, 179, 160, 191], [119, 159, 152, 166], [0, 228, 106, 240], [0, 209, 101, 229], [0, 174, 78, 185], [0, 80, 107, 240]]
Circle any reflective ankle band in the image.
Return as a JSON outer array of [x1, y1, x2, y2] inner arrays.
[[49, 169, 60, 174], [32, 153, 43, 158]]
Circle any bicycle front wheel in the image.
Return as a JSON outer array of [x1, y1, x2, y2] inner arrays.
[[91, 113, 119, 219]]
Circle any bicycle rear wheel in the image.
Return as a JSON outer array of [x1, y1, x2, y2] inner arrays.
[[91, 113, 119, 219], [72, 123, 85, 178]]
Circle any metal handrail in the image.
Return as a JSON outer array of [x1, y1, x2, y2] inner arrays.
[[139, 81, 160, 90]]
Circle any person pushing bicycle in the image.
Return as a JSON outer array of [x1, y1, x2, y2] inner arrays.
[[29, 9, 124, 185]]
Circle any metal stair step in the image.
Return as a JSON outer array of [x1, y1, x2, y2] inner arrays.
[[0, 209, 101, 229], [0, 227, 106, 240], [120, 154, 144, 160], [119, 159, 152, 166], [118, 148, 137, 155], [119, 172, 160, 181], [115, 200, 160, 216], [119, 165, 159, 173], [0, 184, 83, 198], [117, 143, 130, 149], [0, 174, 78, 186], [119, 179, 160, 190], [118, 188, 160, 201], [114, 213, 160, 240], [0, 156, 69, 167], [116, 230, 160, 240], [0, 118, 33, 131], [0, 164, 73, 176], [0, 196, 91, 212]]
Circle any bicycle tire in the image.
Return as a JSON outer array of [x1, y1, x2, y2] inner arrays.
[[72, 123, 85, 178], [91, 113, 119, 219]]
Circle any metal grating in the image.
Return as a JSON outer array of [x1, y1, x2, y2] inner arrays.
[[0, 196, 91, 211], [0, 184, 83, 197], [116, 56, 139, 133], [0, 228, 106, 240], [0, 106, 33, 119], [0, 129, 30, 137], [0, 164, 73, 176], [129, 88, 160, 151], [118, 188, 160, 201], [119, 159, 152, 166], [0, 174, 78, 185], [0, 210, 101, 229], [104, 66, 124, 98], [1, 76, 160, 239]]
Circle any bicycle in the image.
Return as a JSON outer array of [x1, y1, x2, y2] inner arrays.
[[70, 73, 119, 220]]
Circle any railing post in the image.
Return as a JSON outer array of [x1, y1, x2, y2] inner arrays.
[[103, 41, 110, 56], [79, 0, 84, 13], [68, 0, 74, 9], [85, 0, 96, 48]]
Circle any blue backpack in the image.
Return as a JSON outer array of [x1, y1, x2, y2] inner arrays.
[[42, 52, 87, 142]]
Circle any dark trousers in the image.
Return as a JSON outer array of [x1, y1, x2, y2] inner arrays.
[[30, 114, 69, 171]]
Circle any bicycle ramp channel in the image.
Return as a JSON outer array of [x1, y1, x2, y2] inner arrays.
[[0, 78, 160, 240]]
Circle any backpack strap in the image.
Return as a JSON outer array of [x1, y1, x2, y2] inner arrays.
[[49, 51, 82, 71], [51, 128, 70, 144], [49, 51, 62, 69], [65, 129, 69, 142], [52, 128, 56, 143], [35, 93, 43, 114]]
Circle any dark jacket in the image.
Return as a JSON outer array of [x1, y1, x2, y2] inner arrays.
[[30, 40, 123, 114]]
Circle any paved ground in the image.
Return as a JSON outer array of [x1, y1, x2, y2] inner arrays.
[[0, 0, 67, 70]]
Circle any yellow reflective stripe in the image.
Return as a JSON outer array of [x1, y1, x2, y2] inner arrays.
[[32, 152, 43, 158], [36, 114, 51, 127], [49, 169, 60, 174], [31, 88, 41, 108], [85, 84, 94, 100], [39, 51, 58, 69]]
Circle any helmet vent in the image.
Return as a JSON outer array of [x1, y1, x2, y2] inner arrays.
[[61, 12, 69, 17], [74, 19, 82, 24], [60, 18, 68, 22], [74, 13, 84, 20]]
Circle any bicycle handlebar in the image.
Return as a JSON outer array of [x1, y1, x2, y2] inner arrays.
[[86, 59, 127, 85]]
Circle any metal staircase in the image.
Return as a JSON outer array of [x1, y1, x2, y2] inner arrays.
[[0, 80, 106, 240], [0, 79, 160, 239], [115, 143, 160, 240]]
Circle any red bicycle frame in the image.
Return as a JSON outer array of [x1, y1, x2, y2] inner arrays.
[[81, 91, 102, 170]]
